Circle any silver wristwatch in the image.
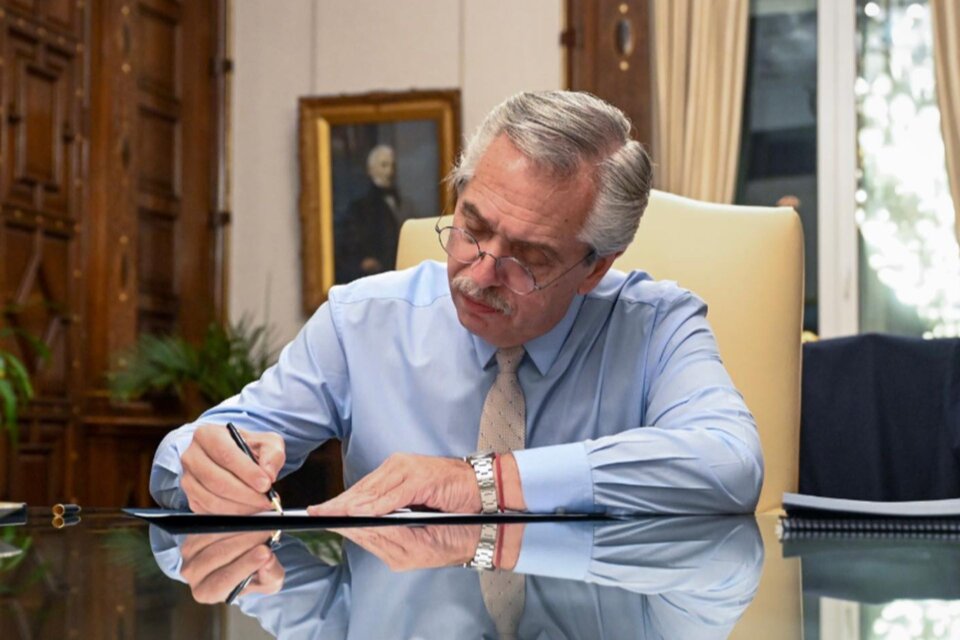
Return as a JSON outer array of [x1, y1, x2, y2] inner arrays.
[[465, 522, 499, 570], [464, 451, 499, 514]]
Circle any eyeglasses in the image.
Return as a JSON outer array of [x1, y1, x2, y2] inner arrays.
[[435, 219, 596, 295]]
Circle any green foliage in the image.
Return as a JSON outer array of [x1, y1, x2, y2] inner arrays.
[[0, 527, 48, 596], [108, 318, 276, 406], [288, 530, 344, 566], [0, 527, 32, 575], [102, 528, 165, 582], [0, 324, 49, 446]]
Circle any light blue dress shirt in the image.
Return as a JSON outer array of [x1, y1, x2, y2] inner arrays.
[[150, 261, 763, 513]]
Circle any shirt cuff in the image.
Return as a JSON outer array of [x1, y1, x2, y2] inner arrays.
[[512, 442, 595, 513], [512, 522, 593, 581]]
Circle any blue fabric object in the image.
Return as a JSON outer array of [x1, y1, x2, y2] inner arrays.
[[151, 261, 762, 514], [799, 333, 960, 500]]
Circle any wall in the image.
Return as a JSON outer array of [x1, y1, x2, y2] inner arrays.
[[231, 0, 565, 344]]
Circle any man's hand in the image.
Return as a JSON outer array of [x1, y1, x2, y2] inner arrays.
[[335, 523, 527, 572], [307, 453, 479, 516], [181, 424, 286, 514], [179, 531, 285, 604], [334, 525, 479, 571]]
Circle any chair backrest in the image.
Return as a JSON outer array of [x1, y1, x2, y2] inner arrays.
[[396, 189, 804, 512]]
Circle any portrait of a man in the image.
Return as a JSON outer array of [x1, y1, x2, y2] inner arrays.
[[298, 90, 460, 309], [335, 145, 403, 282], [331, 121, 440, 285]]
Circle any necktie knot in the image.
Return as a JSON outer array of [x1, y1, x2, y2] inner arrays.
[[496, 346, 525, 375]]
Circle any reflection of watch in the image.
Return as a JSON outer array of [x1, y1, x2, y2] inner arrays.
[[464, 452, 499, 514], [465, 522, 498, 570]]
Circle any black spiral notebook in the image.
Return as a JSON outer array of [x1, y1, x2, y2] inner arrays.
[[779, 492, 960, 540]]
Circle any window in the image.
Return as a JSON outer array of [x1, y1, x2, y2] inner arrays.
[[737, 0, 819, 334], [856, 0, 960, 338]]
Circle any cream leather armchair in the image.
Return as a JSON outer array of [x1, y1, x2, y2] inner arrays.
[[396, 189, 804, 513]]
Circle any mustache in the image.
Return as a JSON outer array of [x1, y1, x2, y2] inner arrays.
[[451, 274, 513, 316]]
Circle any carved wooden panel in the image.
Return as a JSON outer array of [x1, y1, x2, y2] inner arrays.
[[5, 0, 82, 37], [0, 0, 83, 502], [73, 0, 220, 506], [6, 420, 68, 503], [133, 0, 181, 336], [565, 0, 655, 150], [79, 422, 169, 506], [2, 20, 79, 218]]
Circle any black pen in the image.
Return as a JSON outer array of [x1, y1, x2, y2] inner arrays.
[[226, 422, 283, 514]]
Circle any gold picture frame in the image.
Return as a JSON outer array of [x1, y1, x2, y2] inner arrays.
[[298, 89, 461, 313]]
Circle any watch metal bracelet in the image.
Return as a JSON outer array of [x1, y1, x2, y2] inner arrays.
[[465, 453, 499, 514], [465, 522, 499, 570]]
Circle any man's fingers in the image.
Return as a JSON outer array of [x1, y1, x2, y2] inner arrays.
[[194, 425, 274, 493], [334, 527, 412, 570], [191, 544, 275, 604], [243, 554, 285, 596], [307, 466, 407, 516], [181, 531, 274, 586], [246, 431, 286, 481], [181, 531, 236, 561], [182, 471, 269, 515], [184, 444, 272, 511]]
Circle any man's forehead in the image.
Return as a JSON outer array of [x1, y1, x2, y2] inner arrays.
[[457, 199, 567, 263]]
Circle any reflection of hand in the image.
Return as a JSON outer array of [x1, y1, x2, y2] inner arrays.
[[180, 424, 286, 514], [334, 525, 479, 571], [179, 531, 285, 603], [360, 257, 383, 273], [335, 523, 527, 572], [306, 453, 479, 516]]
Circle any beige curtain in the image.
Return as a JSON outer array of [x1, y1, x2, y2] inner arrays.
[[931, 0, 960, 246], [652, 0, 749, 204]]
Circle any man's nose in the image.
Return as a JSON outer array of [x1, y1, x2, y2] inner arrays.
[[469, 253, 500, 289]]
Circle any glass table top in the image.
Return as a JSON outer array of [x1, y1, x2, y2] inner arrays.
[[2, 508, 958, 639]]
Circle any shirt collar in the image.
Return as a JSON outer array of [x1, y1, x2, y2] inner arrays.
[[471, 294, 586, 376]]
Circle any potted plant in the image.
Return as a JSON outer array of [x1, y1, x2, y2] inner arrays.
[[108, 317, 276, 411]]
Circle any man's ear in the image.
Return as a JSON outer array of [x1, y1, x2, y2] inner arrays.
[[577, 251, 622, 295]]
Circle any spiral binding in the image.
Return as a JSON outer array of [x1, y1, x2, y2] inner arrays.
[[777, 516, 960, 541]]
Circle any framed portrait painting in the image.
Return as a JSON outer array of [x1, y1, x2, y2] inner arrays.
[[298, 89, 461, 312]]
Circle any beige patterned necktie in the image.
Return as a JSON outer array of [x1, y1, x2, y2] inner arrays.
[[477, 346, 526, 638]]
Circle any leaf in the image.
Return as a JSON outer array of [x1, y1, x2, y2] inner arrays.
[[5, 355, 33, 400], [0, 379, 20, 446]]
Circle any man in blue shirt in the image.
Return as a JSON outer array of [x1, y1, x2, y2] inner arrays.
[[151, 91, 763, 517]]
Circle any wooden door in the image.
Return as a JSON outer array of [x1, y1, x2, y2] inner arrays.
[[0, 0, 227, 507], [80, 0, 226, 506], [564, 0, 655, 151]]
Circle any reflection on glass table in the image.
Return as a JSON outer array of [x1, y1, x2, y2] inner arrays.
[[785, 534, 960, 639], [6, 511, 960, 639], [150, 517, 764, 639]]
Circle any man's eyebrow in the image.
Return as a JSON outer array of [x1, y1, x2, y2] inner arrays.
[[459, 201, 561, 263], [460, 201, 490, 227]]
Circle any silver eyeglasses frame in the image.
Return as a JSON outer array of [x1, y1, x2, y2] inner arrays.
[[434, 218, 597, 295]]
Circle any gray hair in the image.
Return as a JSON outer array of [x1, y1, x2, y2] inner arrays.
[[449, 91, 653, 256]]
